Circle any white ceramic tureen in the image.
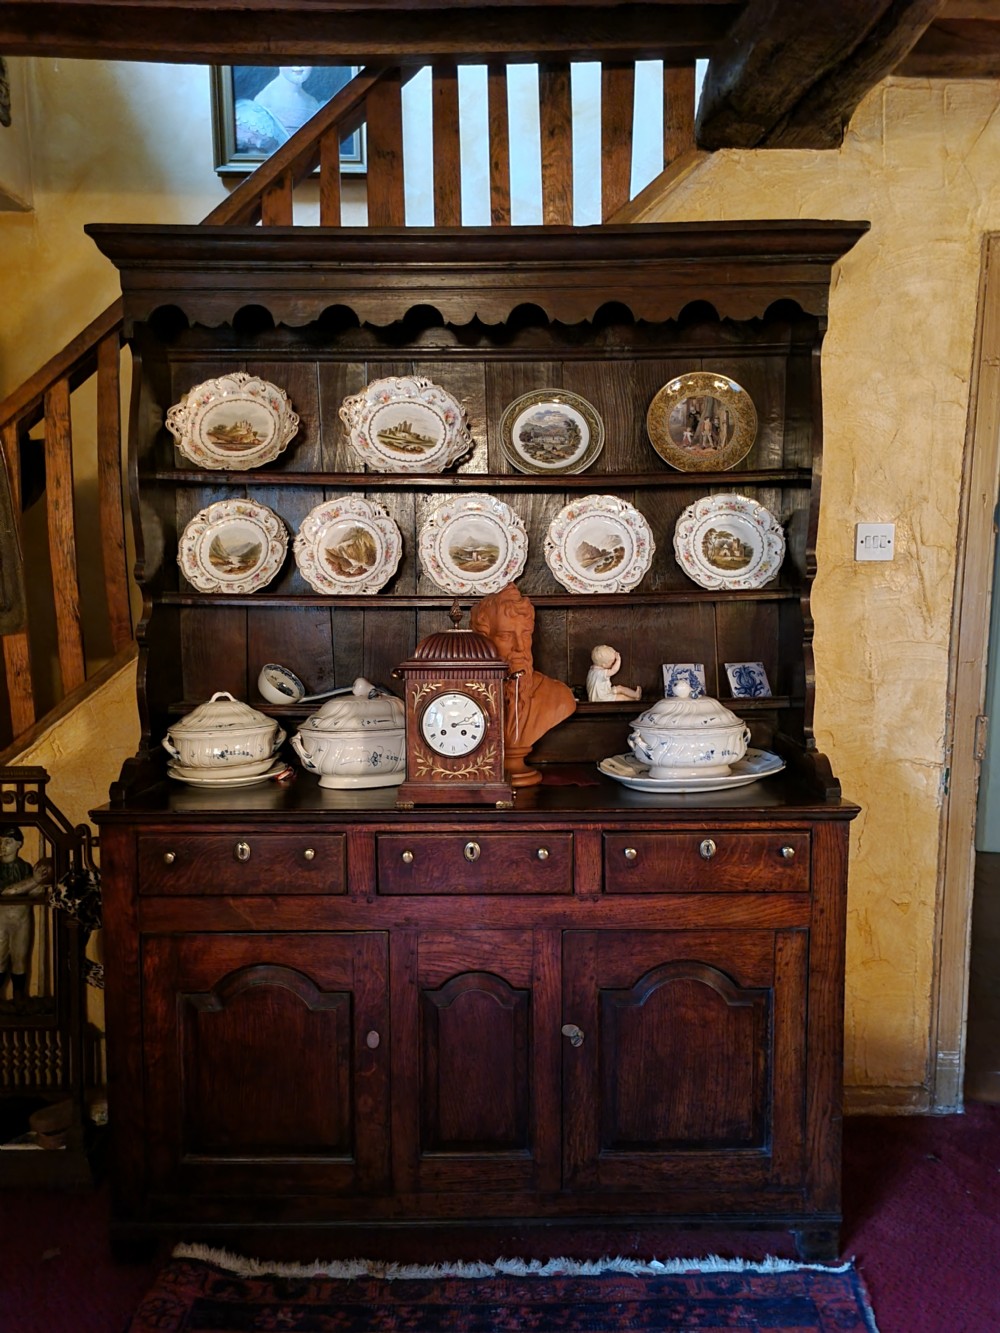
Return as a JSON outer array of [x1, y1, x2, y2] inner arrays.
[[628, 680, 750, 779], [291, 678, 406, 789], [162, 692, 286, 770]]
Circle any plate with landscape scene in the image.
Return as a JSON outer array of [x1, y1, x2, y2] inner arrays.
[[178, 498, 288, 594], [293, 496, 402, 596], [339, 375, 474, 474], [646, 371, 757, 472], [673, 493, 785, 591], [165, 373, 300, 470], [500, 389, 604, 475], [418, 493, 528, 595], [544, 494, 655, 594]]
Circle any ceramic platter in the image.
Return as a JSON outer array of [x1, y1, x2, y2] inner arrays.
[[339, 375, 474, 474], [499, 389, 604, 475], [673, 493, 785, 591], [544, 494, 655, 594], [178, 498, 288, 595], [418, 493, 528, 595], [293, 496, 402, 596], [599, 748, 785, 794], [646, 371, 757, 472], [168, 758, 291, 788], [165, 372, 300, 470]]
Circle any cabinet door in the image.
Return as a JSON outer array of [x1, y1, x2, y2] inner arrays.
[[142, 932, 389, 1198], [392, 929, 560, 1198], [562, 929, 807, 1199]]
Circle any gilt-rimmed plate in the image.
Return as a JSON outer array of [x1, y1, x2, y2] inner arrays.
[[500, 389, 604, 475], [646, 371, 757, 472], [165, 373, 300, 470], [544, 494, 655, 594], [598, 748, 785, 793], [339, 375, 474, 473], [673, 493, 785, 591], [293, 497, 402, 596], [418, 493, 528, 595], [178, 499, 288, 594]]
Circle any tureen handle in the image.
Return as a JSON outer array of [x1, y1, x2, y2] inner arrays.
[[161, 734, 181, 761]]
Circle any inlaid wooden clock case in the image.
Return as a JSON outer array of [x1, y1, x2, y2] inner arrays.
[[88, 222, 865, 1262]]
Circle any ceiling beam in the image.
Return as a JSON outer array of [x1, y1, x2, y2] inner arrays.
[[696, 0, 948, 150], [896, 19, 1000, 76]]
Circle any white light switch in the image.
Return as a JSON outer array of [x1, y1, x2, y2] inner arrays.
[[855, 522, 895, 561]]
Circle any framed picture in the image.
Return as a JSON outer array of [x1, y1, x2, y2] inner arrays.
[[211, 66, 367, 175]]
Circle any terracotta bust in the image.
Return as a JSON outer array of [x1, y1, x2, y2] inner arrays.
[[470, 584, 576, 786]]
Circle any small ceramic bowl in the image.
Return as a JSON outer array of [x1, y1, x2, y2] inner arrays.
[[162, 692, 285, 769]]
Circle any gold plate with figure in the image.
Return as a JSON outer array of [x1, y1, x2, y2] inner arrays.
[[166, 373, 300, 470], [646, 371, 757, 472], [673, 493, 785, 591], [293, 496, 402, 595], [178, 498, 288, 594], [500, 389, 604, 475]]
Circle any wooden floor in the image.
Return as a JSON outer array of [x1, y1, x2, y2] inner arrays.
[[965, 851, 1000, 1103]]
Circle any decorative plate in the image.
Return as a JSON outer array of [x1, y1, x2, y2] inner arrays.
[[168, 758, 292, 787], [673, 493, 785, 591], [646, 371, 757, 472], [177, 499, 288, 594], [293, 497, 402, 596], [165, 373, 300, 470], [418, 493, 528, 595], [339, 375, 474, 473], [544, 494, 655, 594], [598, 748, 785, 793], [499, 389, 604, 475]]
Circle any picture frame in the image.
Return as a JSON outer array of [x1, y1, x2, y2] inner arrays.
[[210, 66, 367, 176]]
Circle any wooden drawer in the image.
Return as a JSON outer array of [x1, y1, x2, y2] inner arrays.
[[377, 833, 573, 895], [603, 831, 810, 894], [138, 832, 346, 896]]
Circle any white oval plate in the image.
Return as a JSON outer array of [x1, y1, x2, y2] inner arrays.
[[418, 493, 528, 595], [673, 493, 785, 590], [339, 375, 474, 473], [599, 748, 785, 793], [544, 494, 655, 594], [293, 497, 402, 596], [178, 499, 288, 594], [168, 758, 292, 787], [166, 373, 300, 470], [500, 389, 604, 475]]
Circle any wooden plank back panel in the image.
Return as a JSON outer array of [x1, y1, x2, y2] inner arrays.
[[43, 379, 86, 695], [0, 419, 34, 736], [664, 63, 696, 167], [432, 66, 463, 227], [366, 70, 406, 227], [261, 170, 294, 227], [319, 126, 343, 227], [539, 64, 574, 226], [601, 63, 635, 222], [96, 332, 133, 652], [487, 64, 511, 226]]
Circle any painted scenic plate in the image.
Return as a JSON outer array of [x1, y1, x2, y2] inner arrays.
[[544, 494, 655, 594], [293, 496, 402, 596], [339, 375, 474, 474], [177, 498, 288, 594], [673, 493, 785, 591], [418, 493, 528, 595], [599, 748, 785, 793], [499, 389, 604, 475], [646, 371, 757, 472], [165, 373, 300, 470]]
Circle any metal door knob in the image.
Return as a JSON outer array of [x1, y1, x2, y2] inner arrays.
[[162, 851, 176, 865], [623, 847, 638, 862], [780, 845, 796, 860], [401, 850, 414, 864], [303, 848, 316, 861], [537, 848, 549, 860], [366, 1030, 380, 1049]]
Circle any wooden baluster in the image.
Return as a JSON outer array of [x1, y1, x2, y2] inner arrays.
[[432, 65, 462, 227], [601, 62, 636, 221], [366, 69, 406, 226], [539, 63, 574, 226], [0, 419, 34, 737], [261, 169, 294, 226], [43, 379, 86, 695], [319, 126, 343, 227], [664, 63, 696, 167], [96, 332, 132, 652], [487, 64, 511, 226]]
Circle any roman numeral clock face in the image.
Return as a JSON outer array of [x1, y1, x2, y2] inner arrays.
[[420, 691, 487, 757]]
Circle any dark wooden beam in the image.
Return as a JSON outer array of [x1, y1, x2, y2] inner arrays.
[[0, 2, 737, 64], [696, 0, 947, 150], [896, 18, 1000, 76]]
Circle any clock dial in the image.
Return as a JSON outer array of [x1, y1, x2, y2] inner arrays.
[[421, 691, 487, 757]]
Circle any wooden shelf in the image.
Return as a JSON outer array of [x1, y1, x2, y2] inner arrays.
[[150, 469, 815, 490], [160, 588, 804, 609]]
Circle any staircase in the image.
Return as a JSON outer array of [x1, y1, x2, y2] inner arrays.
[[0, 58, 699, 755]]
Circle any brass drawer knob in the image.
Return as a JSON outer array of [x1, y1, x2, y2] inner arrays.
[[234, 841, 251, 863], [561, 1023, 585, 1047], [464, 841, 481, 863], [780, 845, 796, 860], [623, 847, 638, 862], [537, 848, 550, 861], [162, 851, 176, 866], [699, 838, 717, 860], [401, 850, 414, 864], [303, 848, 316, 861], [366, 1030, 381, 1050]]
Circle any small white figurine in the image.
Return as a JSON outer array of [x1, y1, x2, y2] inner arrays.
[[586, 645, 642, 702]]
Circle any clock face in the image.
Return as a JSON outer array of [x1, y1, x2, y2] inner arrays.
[[420, 691, 488, 757]]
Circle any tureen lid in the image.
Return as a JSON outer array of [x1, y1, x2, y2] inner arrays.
[[168, 691, 276, 736], [302, 678, 405, 733], [631, 679, 742, 731]]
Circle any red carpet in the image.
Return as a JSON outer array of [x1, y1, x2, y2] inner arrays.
[[125, 1255, 878, 1332]]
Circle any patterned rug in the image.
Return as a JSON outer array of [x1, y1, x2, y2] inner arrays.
[[126, 1249, 880, 1332]]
